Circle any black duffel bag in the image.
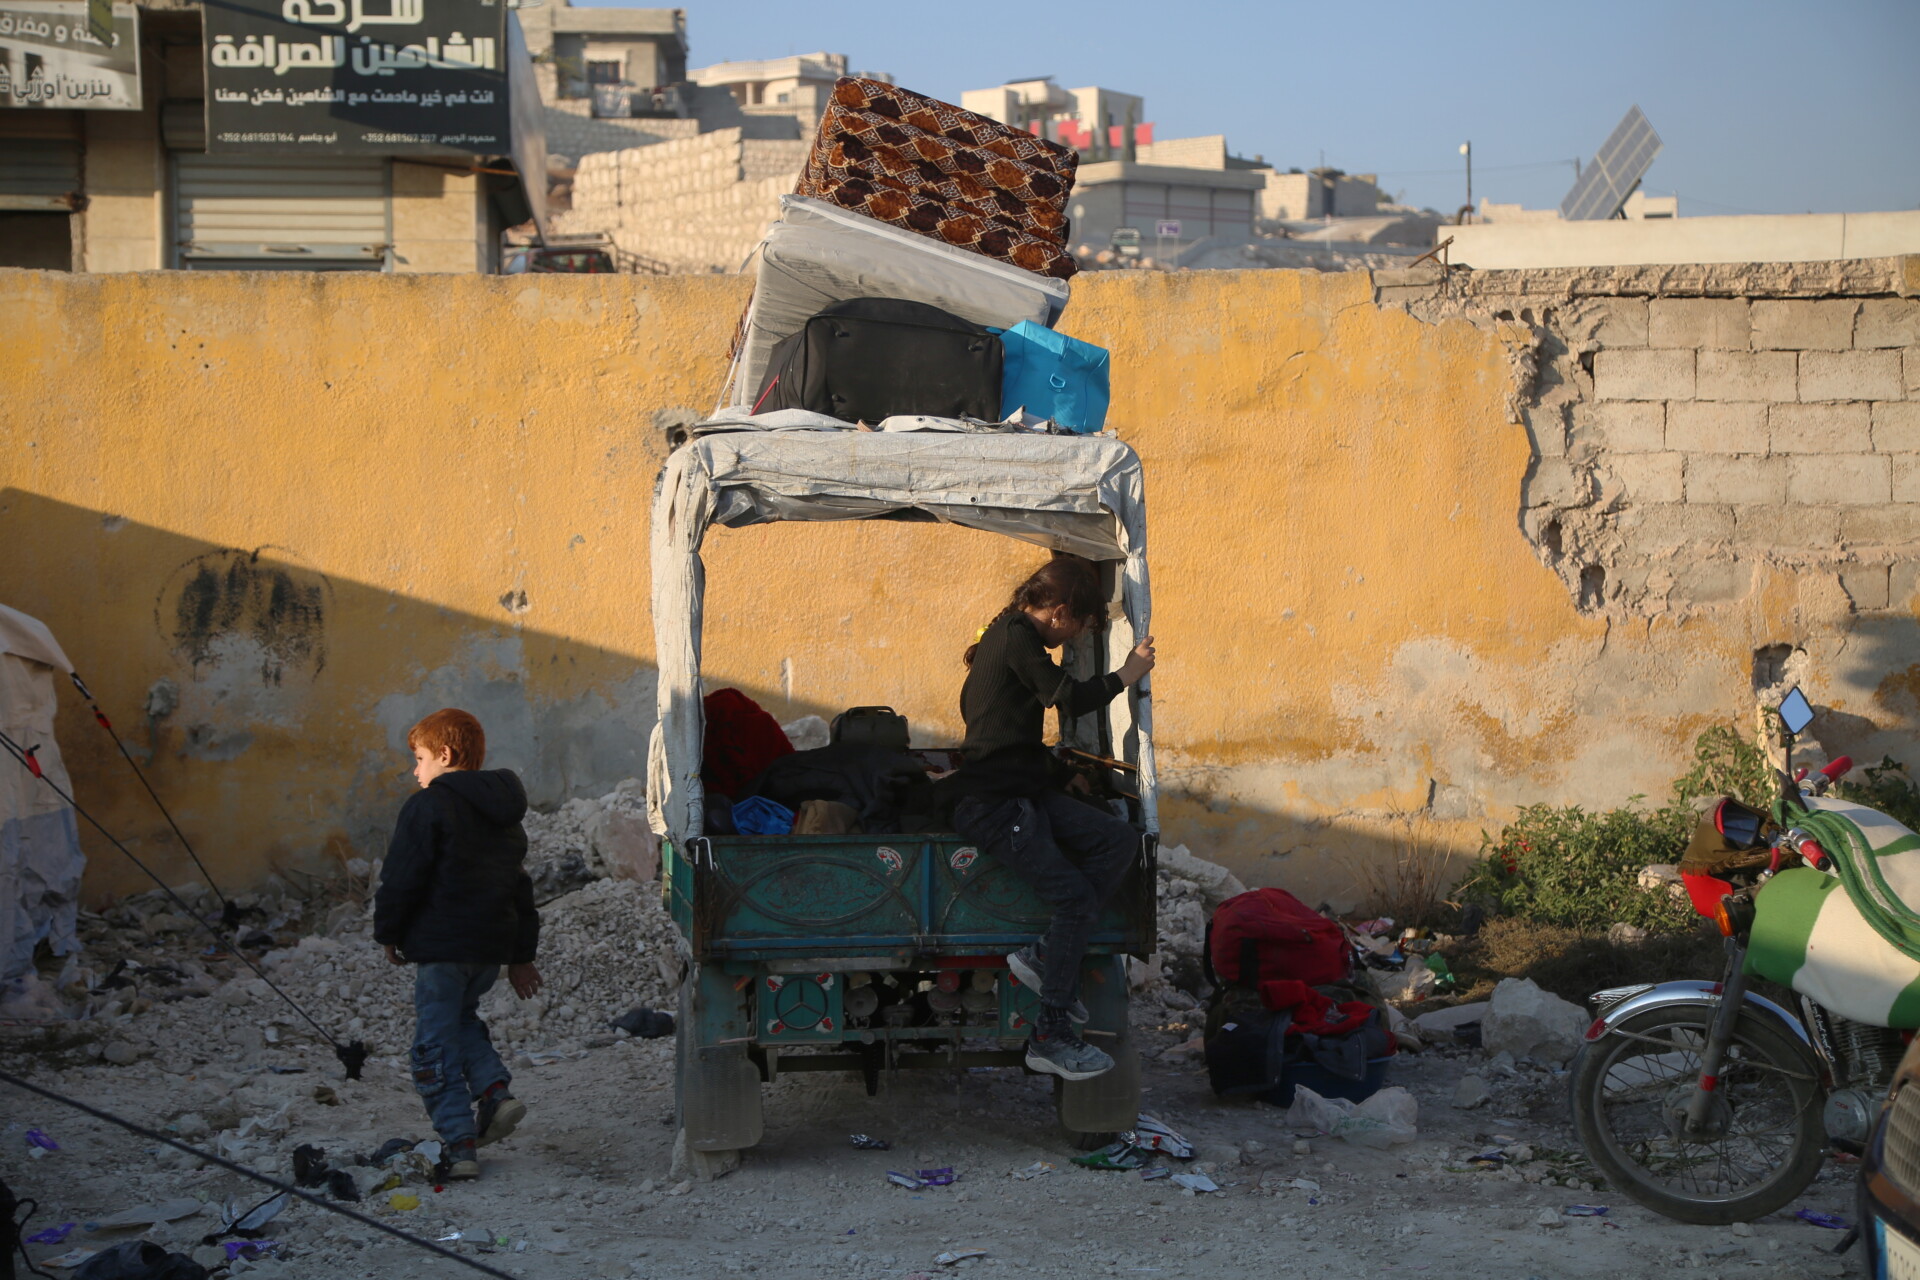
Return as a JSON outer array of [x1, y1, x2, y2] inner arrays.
[[752, 297, 1003, 424]]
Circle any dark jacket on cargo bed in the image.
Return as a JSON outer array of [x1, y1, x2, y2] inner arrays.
[[373, 769, 540, 966]]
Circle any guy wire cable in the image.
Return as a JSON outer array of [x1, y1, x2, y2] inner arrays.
[[0, 727, 369, 1080], [0, 1068, 524, 1280], [66, 671, 240, 928]]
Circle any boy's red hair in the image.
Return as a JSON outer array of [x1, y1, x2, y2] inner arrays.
[[407, 708, 486, 770]]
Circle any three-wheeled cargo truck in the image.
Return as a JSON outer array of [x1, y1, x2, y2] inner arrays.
[[646, 419, 1160, 1175]]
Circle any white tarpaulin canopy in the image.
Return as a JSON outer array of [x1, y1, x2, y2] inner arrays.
[[0, 602, 84, 1003], [647, 426, 1156, 847]]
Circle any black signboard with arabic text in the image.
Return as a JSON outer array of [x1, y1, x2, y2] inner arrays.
[[203, 0, 507, 154]]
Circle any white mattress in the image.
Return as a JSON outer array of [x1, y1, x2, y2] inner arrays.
[[722, 195, 1072, 409]]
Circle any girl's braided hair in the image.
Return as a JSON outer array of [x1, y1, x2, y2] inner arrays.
[[963, 554, 1104, 667]]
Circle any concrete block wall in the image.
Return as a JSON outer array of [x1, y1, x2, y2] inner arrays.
[[1378, 257, 1920, 618], [556, 127, 808, 272]]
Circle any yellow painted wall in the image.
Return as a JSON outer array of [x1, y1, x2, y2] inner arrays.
[[1, 267, 1908, 905]]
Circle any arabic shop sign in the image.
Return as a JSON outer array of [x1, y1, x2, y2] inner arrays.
[[0, 0, 141, 110], [203, 0, 507, 154]]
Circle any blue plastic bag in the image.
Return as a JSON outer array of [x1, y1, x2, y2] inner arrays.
[[998, 320, 1110, 433], [731, 796, 795, 836]]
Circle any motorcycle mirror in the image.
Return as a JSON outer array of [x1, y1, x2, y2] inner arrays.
[[1779, 686, 1815, 736]]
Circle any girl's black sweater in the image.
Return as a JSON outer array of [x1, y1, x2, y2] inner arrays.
[[951, 611, 1123, 802]]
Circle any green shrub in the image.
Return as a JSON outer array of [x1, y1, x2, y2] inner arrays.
[[1835, 757, 1920, 833], [1463, 724, 1777, 935], [1465, 799, 1696, 933], [1671, 724, 1773, 809]]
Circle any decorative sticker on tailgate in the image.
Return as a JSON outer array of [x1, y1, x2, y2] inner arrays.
[[876, 846, 903, 872], [950, 846, 979, 872]]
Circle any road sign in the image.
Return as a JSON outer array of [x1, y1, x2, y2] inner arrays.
[[1155, 220, 1181, 237]]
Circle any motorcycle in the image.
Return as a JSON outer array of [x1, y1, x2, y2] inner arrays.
[[1571, 685, 1915, 1224]]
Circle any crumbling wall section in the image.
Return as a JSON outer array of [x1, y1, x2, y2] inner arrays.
[[557, 128, 809, 272], [1376, 257, 1920, 618]]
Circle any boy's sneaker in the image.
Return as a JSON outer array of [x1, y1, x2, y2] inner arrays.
[[1025, 1027, 1114, 1081], [445, 1139, 480, 1181], [1005, 946, 1088, 1023], [476, 1085, 526, 1148]]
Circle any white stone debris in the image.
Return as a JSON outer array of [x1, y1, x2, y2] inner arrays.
[[1481, 977, 1588, 1066]]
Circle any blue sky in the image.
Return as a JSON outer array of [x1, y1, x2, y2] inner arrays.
[[590, 0, 1920, 217]]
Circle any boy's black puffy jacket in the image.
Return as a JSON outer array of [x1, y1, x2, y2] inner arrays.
[[373, 769, 539, 965]]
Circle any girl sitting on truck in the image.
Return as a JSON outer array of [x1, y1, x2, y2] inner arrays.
[[951, 553, 1157, 1081]]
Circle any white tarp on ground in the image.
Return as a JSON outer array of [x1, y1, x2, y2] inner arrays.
[[719, 196, 1071, 411], [0, 602, 84, 999], [647, 427, 1155, 847]]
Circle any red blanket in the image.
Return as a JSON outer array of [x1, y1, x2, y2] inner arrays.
[[1257, 979, 1376, 1040]]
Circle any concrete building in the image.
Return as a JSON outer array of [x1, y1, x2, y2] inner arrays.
[[516, 1, 686, 112], [0, 0, 542, 273], [1475, 190, 1678, 224], [687, 52, 865, 137], [1261, 168, 1388, 223], [960, 78, 1149, 160], [1068, 160, 1265, 253], [1444, 208, 1920, 270]]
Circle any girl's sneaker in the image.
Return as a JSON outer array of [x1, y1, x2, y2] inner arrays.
[[1025, 1028, 1114, 1081], [1005, 946, 1089, 1023]]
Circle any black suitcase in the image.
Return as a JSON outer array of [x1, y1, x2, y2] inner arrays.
[[831, 705, 910, 750], [752, 298, 1003, 424]]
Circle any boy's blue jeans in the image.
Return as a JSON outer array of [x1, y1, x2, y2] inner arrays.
[[411, 962, 511, 1146]]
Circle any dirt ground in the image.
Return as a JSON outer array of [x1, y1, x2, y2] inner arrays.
[[0, 812, 1871, 1280], [2, 991, 1869, 1280]]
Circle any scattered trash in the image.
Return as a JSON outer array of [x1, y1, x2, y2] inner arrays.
[[389, 1192, 421, 1212], [1139, 1167, 1171, 1182], [292, 1144, 329, 1188], [1285, 1085, 1418, 1149], [934, 1248, 989, 1266], [915, 1168, 957, 1187], [609, 1006, 675, 1038], [363, 1138, 413, 1166], [325, 1170, 360, 1203], [223, 1241, 278, 1262], [1009, 1162, 1054, 1180], [1072, 1141, 1147, 1171], [850, 1134, 891, 1150], [27, 1222, 77, 1244], [1170, 1173, 1218, 1193], [69, 1241, 203, 1279], [209, 1192, 286, 1241], [88, 1200, 202, 1231], [25, 1127, 58, 1151], [1796, 1210, 1848, 1230], [1469, 1149, 1509, 1166], [414, 1140, 443, 1165], [36, 1247, 96, 1270], [1565, 1205, 1609, 1217], [1125, 1115, 1194, 1159], [887, 1172, 928, 1190]]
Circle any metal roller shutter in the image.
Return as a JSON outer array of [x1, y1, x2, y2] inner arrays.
[[174, 154, 389, 268], [0, 139, 82, 210]]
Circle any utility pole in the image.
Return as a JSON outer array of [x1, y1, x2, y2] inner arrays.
[[1459, 141, 1472, 223]]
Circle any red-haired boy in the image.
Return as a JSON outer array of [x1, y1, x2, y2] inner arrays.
[[373, 708, 542, 1180]]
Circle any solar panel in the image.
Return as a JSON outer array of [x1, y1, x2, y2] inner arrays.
[[1559, 106, 1663, 221]]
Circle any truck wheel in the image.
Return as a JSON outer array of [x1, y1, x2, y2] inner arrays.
[[1055, 1038, 1141, 1139]]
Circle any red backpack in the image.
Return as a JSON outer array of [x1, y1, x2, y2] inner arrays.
[[1205, 888, 1351, 989]]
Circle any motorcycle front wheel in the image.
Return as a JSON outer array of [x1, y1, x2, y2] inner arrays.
[[1570, 1003, 1826, 1225]]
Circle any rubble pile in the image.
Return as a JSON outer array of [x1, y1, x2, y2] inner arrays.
[[1152, 844, 1246, 996]]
